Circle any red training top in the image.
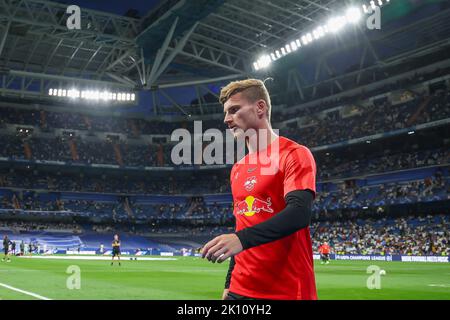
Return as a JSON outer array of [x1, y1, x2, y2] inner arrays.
[[319, 244, 331, 255], [229, 136, 317, 300]]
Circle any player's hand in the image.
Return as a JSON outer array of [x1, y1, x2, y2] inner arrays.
[[201, 234, 243, 263], [222, 289, 229, 300]]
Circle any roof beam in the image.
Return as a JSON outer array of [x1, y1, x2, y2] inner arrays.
[[0, 20, 11, 57], [158, 74, 241, 88], [148, 22, 198, 86], [146, 17, 179, 86], [223, 3, 298, 31]]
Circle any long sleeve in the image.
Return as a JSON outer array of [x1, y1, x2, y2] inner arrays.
[[235, 189, 313, 250]]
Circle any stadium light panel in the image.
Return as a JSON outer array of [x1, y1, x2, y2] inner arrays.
[[251, 0, 393, 71], [318, 26, 325, 37], [290, 41, 298, 51], [327, 16, 347, 33], [313, 30, 319, 40], [345, 7, 362, 24], [258, 55, 272, 68], [285, 44, 292, 53], [313, 27, 325, 40], [301, 35, 308, 45]]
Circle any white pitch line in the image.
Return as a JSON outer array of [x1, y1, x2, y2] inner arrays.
[[18, 255, 178, 261], [0, 282, 52, 300], [428, 284, 450, 288]]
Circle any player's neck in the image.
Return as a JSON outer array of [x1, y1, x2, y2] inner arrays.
[[246, 124, 278, 154]]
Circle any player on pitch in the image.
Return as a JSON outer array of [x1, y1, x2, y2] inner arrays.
[[2, 235, 12, 262], [319, 241, 331, 264], [111, 234, 121, 266], [201, 79, 317, 300]]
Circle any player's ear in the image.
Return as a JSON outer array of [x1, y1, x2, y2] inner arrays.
[[256, 100, 266, 118]]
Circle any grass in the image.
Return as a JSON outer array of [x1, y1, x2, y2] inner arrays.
[[0, 256, 449, 300]]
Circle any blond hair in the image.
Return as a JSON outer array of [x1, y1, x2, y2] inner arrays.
[[219, 79, 272, 121]]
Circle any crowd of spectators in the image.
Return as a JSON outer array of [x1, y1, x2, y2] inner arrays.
[[317, 147, 449, 180], [282, 90, 450, 148], [312, 214, 449, 256], [313, 172, 448, 214], [0, 106, 229, 136], [281, 64, 450, 118], [0, 169, 231, 195], [0, 135, 447, 181], [1, 87, 449, 166], [0, 220, 82, 233], [1, 172, 447, 224]]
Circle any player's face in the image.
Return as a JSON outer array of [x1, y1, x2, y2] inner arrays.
[[223, 92, 261, 138], [114, 235, 118, 241]]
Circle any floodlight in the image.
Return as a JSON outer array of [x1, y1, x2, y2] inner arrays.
[[345, 7, 362, 24]]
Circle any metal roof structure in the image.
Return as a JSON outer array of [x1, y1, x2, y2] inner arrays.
[[0, 0, 449, 115]]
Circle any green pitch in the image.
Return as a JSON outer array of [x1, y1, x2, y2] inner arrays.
[[0, 256, 449, 300]]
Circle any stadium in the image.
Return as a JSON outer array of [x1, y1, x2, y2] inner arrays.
[[0, 0, 449, 302]]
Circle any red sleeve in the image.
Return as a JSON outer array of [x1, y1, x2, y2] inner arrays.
[[283, 146, 317, 198]]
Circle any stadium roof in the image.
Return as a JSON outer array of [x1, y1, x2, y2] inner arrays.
[[0, 0, 449, 115]]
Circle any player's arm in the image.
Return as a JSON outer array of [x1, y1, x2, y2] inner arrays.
[[203, 190, 313, 263], [236, 189, 313, 250]]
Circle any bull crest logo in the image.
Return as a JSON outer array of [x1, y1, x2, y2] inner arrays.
[[244, 176, 257, 191], [235, 195, 273, 217]]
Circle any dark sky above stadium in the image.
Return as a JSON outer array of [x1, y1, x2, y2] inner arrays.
[[50, 0, 162, 17]]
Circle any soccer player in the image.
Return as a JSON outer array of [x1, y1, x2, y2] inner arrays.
[[20, 240, 25, 256], [318, 241, 331, 264], [2, 235, 12, 262], [111, 234, 121, 266], [201, 79, 317, 300]]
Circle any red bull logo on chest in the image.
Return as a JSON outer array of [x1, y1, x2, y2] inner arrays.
[[235, 195, 274, 217]]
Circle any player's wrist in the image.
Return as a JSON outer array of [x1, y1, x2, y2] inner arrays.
[[234, 230, 249, 250]]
